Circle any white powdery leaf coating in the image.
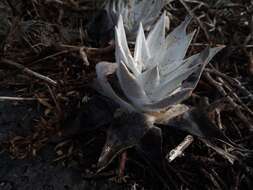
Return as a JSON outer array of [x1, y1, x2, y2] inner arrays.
[[96, 61, 135, 112], [116, 60, 150, 108], [105, 0, 164, 39], [140, 65, 160, 96], [96, 13, 224, 113], [146, 12, 166, 58], [165, 15, 192, 48], [115, 18, 139, 76], [134, 23, 150, 72], [159, 30, 196, 76]]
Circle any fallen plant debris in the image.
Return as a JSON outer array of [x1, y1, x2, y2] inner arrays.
[[166, 135, 194, 163], [0, 0, 252, 190]]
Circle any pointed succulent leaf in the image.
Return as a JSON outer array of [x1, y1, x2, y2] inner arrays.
[[115, 16, 139, 75], [152, 46, 224, 101], [140, 65, 160, 96], [96, 62, 135, 112], [134, 23, 150, 72], [116, 15, 130, 55], [146, 12, 166, 59], [181, 46, 224, 90], [159, 30, 196, 76], [165, 15, 192, 47], [151, 65, 200, 101], [117, 60, 150, 108], [147, 16, 192, 72]]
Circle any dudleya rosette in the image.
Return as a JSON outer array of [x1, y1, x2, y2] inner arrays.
[[96, 13, 224, 114], [94, 13, 227, 173], [105, 0, 164, 39]]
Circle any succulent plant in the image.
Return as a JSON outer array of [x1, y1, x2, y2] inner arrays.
[[96, 13, 223, 114], [105, 0, 164, 39], [95, 13, 224, 172]]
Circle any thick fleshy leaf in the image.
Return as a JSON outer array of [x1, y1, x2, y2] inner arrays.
[[165, 52, 200, 80], [151, 47, 224, 101], [116, 15, 130, 57], [140, 65, 160, 96], [115, 28, 134, 74], [165, 15, 192, 47], [145, 16, 192, 73], [96, 61, 135, 112], [159, 30, 196, 76], [151, 67, 200, 101], [180, 46, 224, 90], [134, 23, 150, 72], [152, 62, 203, 101], [146, 12, 166, 59], [115, 16, 139, 75], [117, 60, 150, 108]]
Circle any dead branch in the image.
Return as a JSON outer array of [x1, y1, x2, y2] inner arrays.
[[200, 139, 237, 164], [204, 72, 253, 130], [206, 68, 253, 103], [60, 43, 115, 55], [1, 58, 57, 86], [179, 0, 210, 41], [217, 77, 253, 116], [0, 96, 48, 101]]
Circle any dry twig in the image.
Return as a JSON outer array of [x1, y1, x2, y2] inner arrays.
[[179, 0, 210, 41], [204, 72, 253, 130], [1, 58, 57, 86], [0, 96, 48, 101], [200, 139, 237, 164]]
